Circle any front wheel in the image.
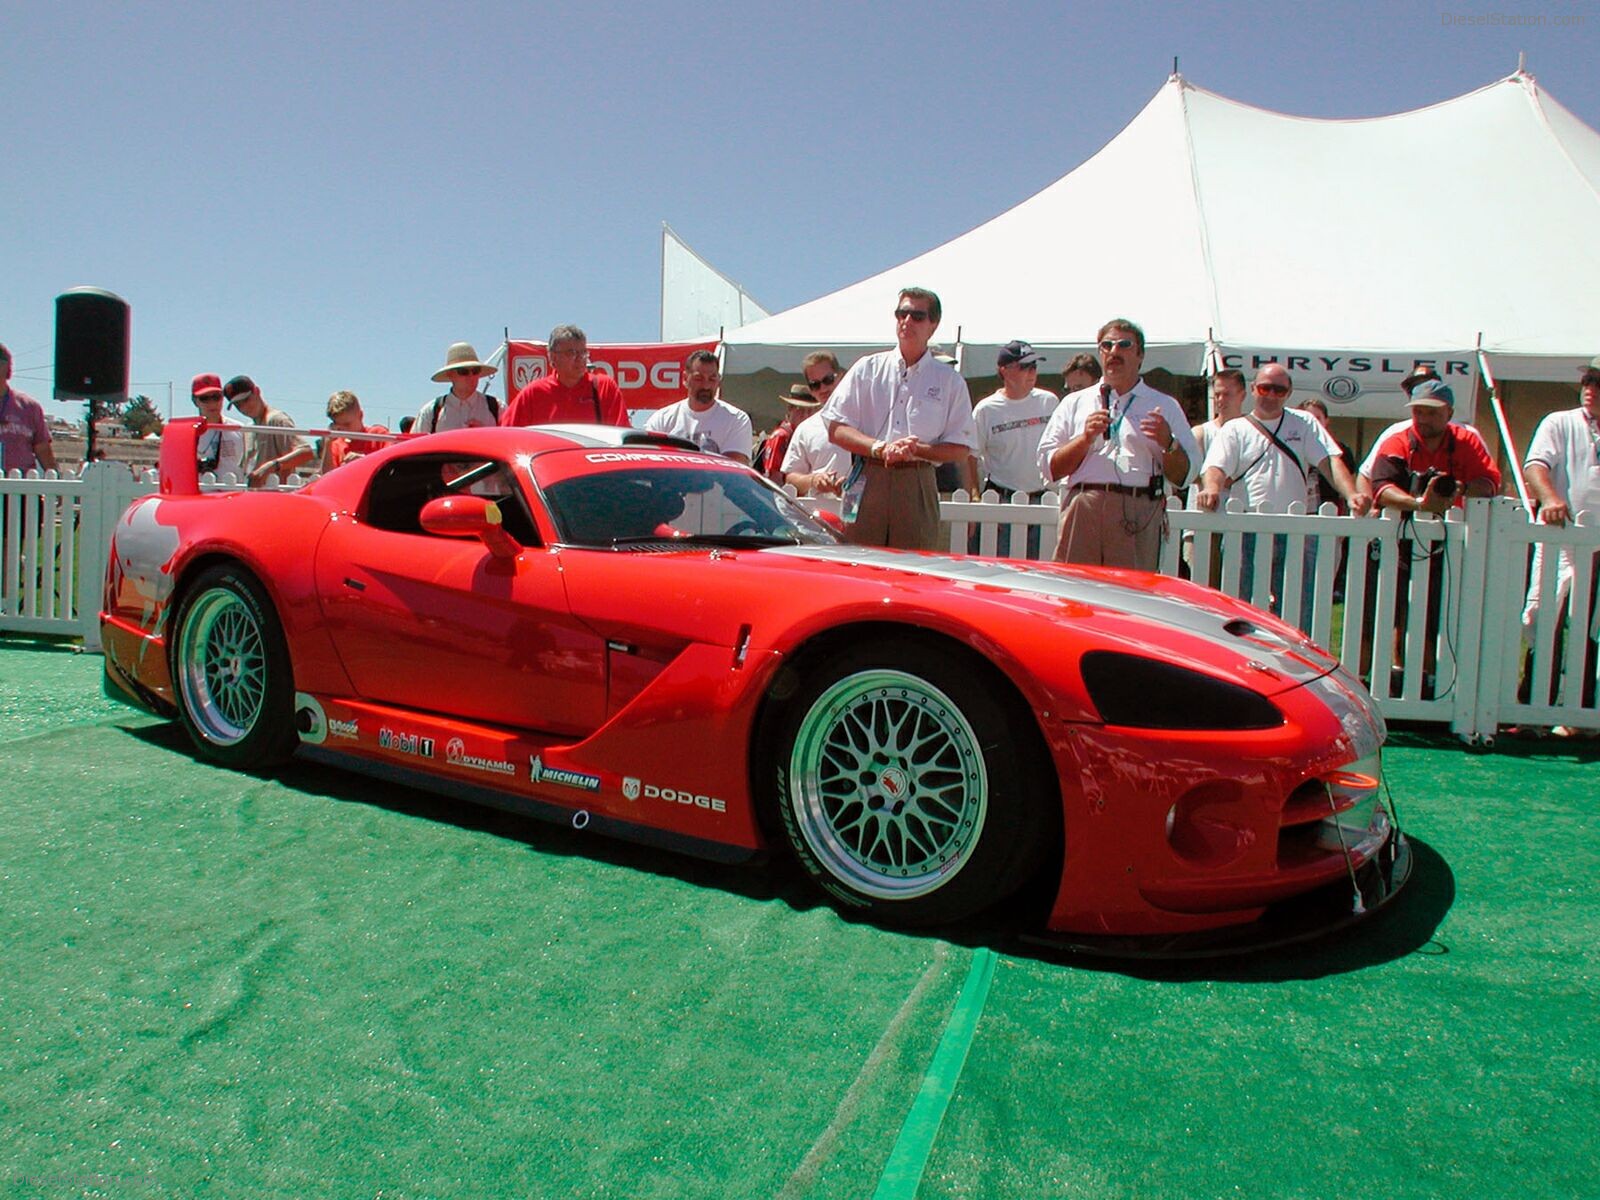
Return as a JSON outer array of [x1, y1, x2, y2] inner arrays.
[[769, 640, 1055, 926], [170, 564, 296, 769]]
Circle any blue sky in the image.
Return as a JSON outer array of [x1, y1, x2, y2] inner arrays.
[[6, 0, 1596, 429]]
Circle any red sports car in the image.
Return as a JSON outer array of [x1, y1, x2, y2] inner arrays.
[[101, 421, 1408, 951]]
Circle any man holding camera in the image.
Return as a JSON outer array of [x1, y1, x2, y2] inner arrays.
[[1368, 380, 1500, 513], [1368, 379, 1500, 696]]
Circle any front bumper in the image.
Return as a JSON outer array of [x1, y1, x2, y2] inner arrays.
[[1023, 829, 1413, 959]]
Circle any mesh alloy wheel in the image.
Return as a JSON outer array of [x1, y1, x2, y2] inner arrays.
[[176, 586, 269, 745], [787, 669, 988, 901]]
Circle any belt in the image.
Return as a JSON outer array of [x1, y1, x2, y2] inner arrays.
[[1068, 480, 1162, 499], [986, 483, 1050, 503], [867, 459, 935, 471]]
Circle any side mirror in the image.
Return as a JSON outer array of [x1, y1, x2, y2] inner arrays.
[[419, 495, 522, 559]]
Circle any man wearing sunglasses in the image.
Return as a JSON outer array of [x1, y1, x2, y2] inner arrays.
[[779, 351, 851, 495], [1036, 318, 1198, 570], [1197, 364, 1368, 627], [501, 324, 628, 428], [191, 372, 244, 478], [968, 340, 1059, 558], [817, 287, 977, 550], [417, 342, 500, 434]]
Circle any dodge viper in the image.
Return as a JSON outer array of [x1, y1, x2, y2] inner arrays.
[[101, 420, 1409, 950]]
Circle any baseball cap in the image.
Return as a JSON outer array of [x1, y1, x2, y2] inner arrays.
[[223, 375, 256, 399], [191, 372, 224, 399], [1408, 379, 1455, 408], [1581, 355, 1600, 373], [997, 340, 1044, 368], [1399, 365, 1441, 396]]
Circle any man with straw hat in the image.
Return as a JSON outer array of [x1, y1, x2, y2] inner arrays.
[[416, 342, 500, 434], [754, 382, 821, 483]]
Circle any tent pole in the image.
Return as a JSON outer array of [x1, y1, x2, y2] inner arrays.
[[1478, 343, 1530, 510]]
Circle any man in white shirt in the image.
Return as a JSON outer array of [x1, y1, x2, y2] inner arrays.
[[1196, 363, 1368, 626], [782, 356, 851, 495], [1037, 318, 1198, 570], [644, 350, 753, 463], [968, 340, 1058, 557], [417, 342, 500, 434], [190, 372, 245, 479], [819, 287, 978, 550], [1520, 355, 1600, 718]]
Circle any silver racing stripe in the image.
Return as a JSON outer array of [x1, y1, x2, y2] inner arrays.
[[763, 545, 1335, 686]]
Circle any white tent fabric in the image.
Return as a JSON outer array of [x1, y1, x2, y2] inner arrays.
[[659, 223, 769, 341], [723, 71, 1600, 415]]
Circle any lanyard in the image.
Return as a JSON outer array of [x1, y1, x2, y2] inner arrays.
[[1103, 386, 1136, 442]]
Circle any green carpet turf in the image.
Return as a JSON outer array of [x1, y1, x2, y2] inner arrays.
[[1, 643, 1595, 1198]]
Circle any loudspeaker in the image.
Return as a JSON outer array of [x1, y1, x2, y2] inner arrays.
[[54, 287, 130, 401]]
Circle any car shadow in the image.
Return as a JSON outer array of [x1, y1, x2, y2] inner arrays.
[[122, 722, 1455, 980]]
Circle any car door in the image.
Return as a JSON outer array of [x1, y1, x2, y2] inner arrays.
[[312, 454, 607, 737]]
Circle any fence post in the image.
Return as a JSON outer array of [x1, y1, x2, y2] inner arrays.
[[74, 464, 150, 652], [1455, 497, 1522, 742]]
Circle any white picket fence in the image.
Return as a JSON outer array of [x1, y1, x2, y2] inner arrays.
[[4, 467, 1597, 743]]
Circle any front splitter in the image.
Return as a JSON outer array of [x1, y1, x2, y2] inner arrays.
[[1019, 833, 1414, 960]]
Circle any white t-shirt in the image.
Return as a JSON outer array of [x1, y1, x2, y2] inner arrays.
[[1202, 409, 1340, 512], [1036, 379, 1199, 494], [416, 390, 498, 434], [1188, 419, 1244, 510], [971, 387, 1058, 493], [781, 416, 850, 479], [645, 398, 754, 461], [1524, 406, 1600, 518], [197, 416, 246, 479], [817, 349, 977, 450]]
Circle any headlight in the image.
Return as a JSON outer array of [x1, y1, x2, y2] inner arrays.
[[1081, 651, 1283, 730]]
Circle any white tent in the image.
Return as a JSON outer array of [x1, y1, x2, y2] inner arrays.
[[659, 223, 768, 342], [723, 70, 1600, 419]]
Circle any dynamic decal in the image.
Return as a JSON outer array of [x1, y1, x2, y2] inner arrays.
[[529, 755, 600, 792], [444, 737, 516, 776]]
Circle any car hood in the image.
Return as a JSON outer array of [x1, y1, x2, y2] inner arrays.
[[762, 544, 1339, 689]]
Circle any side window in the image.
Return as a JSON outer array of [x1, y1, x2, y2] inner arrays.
[[363, 457, 540, 546]]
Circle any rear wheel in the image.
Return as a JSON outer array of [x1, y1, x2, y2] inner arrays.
[[769, 639, 1054, 926], [171, 564, 295, 769]]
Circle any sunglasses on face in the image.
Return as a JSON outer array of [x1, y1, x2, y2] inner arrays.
[[1255, 383, 1291, 397], [1582, 373, 1600, 388], [454, 367, 480, 377], [1098, 338, 1136, 352], [893, 308, 932, 322], [806, 373, 839, 390]]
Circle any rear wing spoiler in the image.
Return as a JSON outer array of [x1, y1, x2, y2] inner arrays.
[[159, 417, 202, 496]]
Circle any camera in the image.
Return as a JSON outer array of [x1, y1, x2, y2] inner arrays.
[[1412, 467, 1457, 499]]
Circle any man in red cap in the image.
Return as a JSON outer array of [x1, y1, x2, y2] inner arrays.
[[191, 373, 244, 478], [501, 325, 628, 428]]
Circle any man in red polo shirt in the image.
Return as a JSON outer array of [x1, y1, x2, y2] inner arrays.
[[501, 324, 628, 428], [1369, 380, 1500, 513], [1368, 379, 1500, 696]]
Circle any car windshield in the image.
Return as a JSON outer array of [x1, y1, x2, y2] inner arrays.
[[540, 461, 839, 549]]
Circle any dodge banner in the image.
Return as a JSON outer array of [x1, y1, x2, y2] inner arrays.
[[505, 339, 718, 412]]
